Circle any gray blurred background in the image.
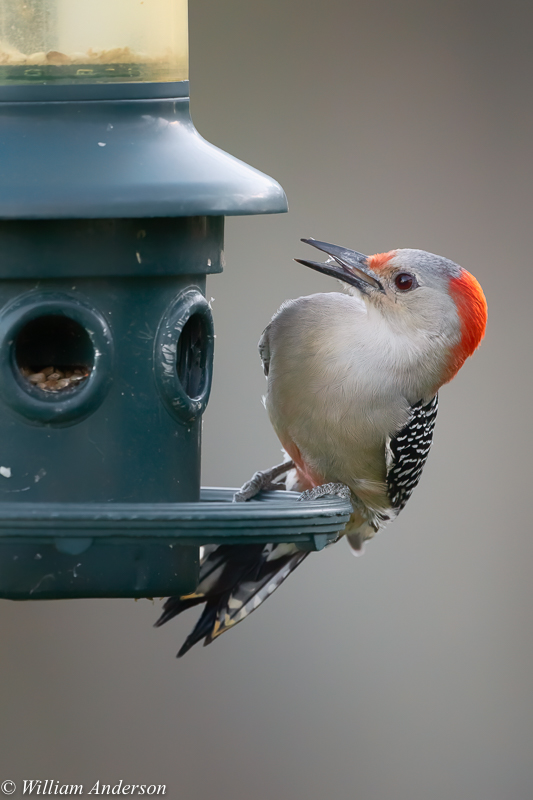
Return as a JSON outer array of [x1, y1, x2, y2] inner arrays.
[[1, 1, 532, 798]]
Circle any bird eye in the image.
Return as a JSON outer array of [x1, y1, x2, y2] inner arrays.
[[394, 272, 417, 291]]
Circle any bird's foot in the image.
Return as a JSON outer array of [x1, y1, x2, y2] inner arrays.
[[298, 483, 353, 547], [298, 482, 352, 502], [233, 460, 295, 502]]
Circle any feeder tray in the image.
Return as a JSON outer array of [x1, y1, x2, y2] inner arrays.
[[0, 490, 353, 600]]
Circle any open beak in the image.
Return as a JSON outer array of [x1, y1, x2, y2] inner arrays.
[[295, 238, 384, 294]]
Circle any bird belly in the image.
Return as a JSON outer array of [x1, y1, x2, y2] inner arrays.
[[268, 384, 404, 514]]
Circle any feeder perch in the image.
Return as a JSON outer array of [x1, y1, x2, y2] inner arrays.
[[0, 0, 352, 600]]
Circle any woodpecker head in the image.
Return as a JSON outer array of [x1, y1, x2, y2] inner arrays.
[[295, 238, 487, 385]]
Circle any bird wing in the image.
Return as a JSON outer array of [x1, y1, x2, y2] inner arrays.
[[385, 393, 439, 513], [258, 324, 271, 376]]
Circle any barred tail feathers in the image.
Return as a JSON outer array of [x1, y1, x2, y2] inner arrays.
[[155, 543, 308, 657]]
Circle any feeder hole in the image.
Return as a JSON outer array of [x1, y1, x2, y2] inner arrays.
[[15, 315, 93, 393], [176, 313, 208, 400]]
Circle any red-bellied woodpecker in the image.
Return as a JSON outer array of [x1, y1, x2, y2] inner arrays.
[[156, 239, 487, 656]]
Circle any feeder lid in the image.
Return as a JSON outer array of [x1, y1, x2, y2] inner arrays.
[[0, 82, 288, 220]]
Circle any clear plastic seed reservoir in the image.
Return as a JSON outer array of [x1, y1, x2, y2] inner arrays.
[[0, 0, 188, 84]]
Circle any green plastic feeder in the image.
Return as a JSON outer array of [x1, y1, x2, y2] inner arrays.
[[0, 0, 352, 600]]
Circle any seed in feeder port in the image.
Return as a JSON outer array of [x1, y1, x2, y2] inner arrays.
[[24, 366, 90, 392]]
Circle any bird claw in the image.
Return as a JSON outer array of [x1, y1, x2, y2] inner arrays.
[[233, 461, 295, 502], [298, 482, 352, 502], [233, 471, 272, 502]]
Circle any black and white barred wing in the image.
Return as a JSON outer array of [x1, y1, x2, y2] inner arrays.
[[258, 324, 271, 376], [386, 393, 439, 513]]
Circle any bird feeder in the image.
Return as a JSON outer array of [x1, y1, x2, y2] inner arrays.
[[0, 0, 352, 601]]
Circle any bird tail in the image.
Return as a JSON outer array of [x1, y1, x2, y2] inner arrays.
[[155, 542, 308, 657]]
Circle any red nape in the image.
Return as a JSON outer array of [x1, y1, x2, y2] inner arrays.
[[445, 269, 488, 382]]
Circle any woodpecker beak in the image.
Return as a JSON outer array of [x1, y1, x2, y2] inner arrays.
[[295, 238, 384, 294]]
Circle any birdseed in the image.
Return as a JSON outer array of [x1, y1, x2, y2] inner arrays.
[[21, 366, 89, 392]]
